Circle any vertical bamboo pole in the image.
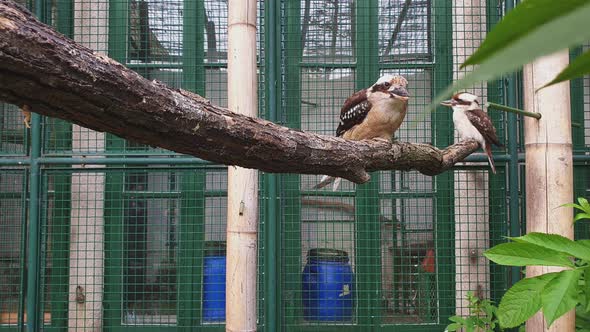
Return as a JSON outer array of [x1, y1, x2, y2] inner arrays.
[[226, 1, 258, 331], [524, 51, 574, 332], [67, 1, 107, 330], [452, 0, 490, 316]]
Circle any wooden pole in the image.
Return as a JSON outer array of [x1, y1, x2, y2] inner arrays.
[[226, 1, 258, 331], [452, 0, 490, 315], [68, 1, 107, 330], [523, 51, 574, 332]]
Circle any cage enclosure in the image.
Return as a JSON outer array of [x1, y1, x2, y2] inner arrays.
[[0, 0, 589, 331]]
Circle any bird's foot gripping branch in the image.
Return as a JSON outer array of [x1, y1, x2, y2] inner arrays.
[[0, 0, 480, 182]]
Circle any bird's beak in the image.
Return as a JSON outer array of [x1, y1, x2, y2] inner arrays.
[[440, 99, 454, 107], [390, 87, 410, 101]]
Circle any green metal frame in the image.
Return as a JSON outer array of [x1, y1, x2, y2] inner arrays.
[[485, 0, 510, 304], [102, 1, 219, 330], [281, 0, 456, 330], [263, 0, 281, 330], [282, 0, 303, 327], [44, 1, 73, 329], [571, 46, 590, 238], [432, 0, 455, 324], [354, 1, 382, 327], [1, 1, 587, 331]]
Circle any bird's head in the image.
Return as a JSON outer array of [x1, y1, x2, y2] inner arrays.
[[440, 92, 480, 111], [368, 75, 410, 104]]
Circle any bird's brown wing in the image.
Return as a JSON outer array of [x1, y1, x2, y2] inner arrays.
[[336, 90, 372, 137], [465, 109, 503, 147]]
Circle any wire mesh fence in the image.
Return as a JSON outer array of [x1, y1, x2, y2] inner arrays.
[[0, 0, 588, 331]]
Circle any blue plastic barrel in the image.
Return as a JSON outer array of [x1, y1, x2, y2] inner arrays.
[[202, 241, 226, 322], [302, 248, 354, 321]]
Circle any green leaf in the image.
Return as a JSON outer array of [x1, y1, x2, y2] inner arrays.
[[575, 213, 590, 223], [462, 0, 588, 67], [445, 322, 461, 331], [542, 269, 583, 326], [585, 268, 590, 312], [510, 232, 590, 261], [540, 50, 590, 89], [498, 272, 558, 328], [484, 243, 575, 268], [430, 1, 590, 108], [561, 203, 583, 210], [576, 304, 590, 331], [562, 198, 590, 223], [464, 318, 476, 332]]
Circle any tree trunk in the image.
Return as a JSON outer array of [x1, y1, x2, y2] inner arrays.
[[0, 0, 478, 183]]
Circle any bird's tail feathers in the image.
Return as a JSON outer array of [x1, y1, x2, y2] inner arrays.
[[313, 175, 342, 191], [313, 175, 334, 190], [332, 178, 342, 191], [485, 144, 496, 174]]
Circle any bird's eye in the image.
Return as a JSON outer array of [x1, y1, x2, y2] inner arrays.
[[383, 82, 391, 88]]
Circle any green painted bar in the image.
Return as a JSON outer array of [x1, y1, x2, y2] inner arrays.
[[121, 191, 183, 199], [18, 170, 29, 332], [485, 0, 509, 305], [48, 3, 74, 327], [282, 0, 303, 328], [264, 0, 280, 329], [47, 172, 71, 331], [103, 170, 125, 330], [40, 157, 212, 165], [570, 46, 590, 244], [1, 153, 590, 168], [354, 0, 382, 325], [182, 0, 205, 94], [25, 115, 42, 332], [106, 0, 129, 153], [432, 0, 455, 320], [504, 0, 523, 290], [103, 1, 129, 328], [178, 171, 206, 329], [486, 102, 542, 119], [25, 5, 46, 331], [291, 325, 449, 332], [179, 1, 206, 329]]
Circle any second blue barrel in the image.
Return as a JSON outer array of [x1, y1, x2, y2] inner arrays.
[[202, 241, 226, 322], [302, 248, 354, 321]]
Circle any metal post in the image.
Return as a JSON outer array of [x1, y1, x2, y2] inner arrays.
[[24, 3, 46, 331], [355, 0, 381, 325], [505, 0, 521, 290], [486, 102, 541, 119], [26, 112, 42, 332], [264, 0, 279, 330]]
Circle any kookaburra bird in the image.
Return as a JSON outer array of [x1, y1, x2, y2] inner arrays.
[[440, 92, 502, 174], [21, 105, 31, 128], [314, 75, 410, 190]]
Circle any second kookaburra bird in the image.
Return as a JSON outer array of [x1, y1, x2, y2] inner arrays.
[[314, 75, 410, 190], [440, 92, 502, 174]]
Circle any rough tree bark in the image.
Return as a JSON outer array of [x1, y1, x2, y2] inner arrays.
[[0, 0, 479, 183]]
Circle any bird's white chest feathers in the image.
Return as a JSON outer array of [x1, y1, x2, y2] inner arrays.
[[453, 109, 485, 147]]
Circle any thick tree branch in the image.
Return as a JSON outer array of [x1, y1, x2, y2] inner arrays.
[[0, 0, 479, 183]]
